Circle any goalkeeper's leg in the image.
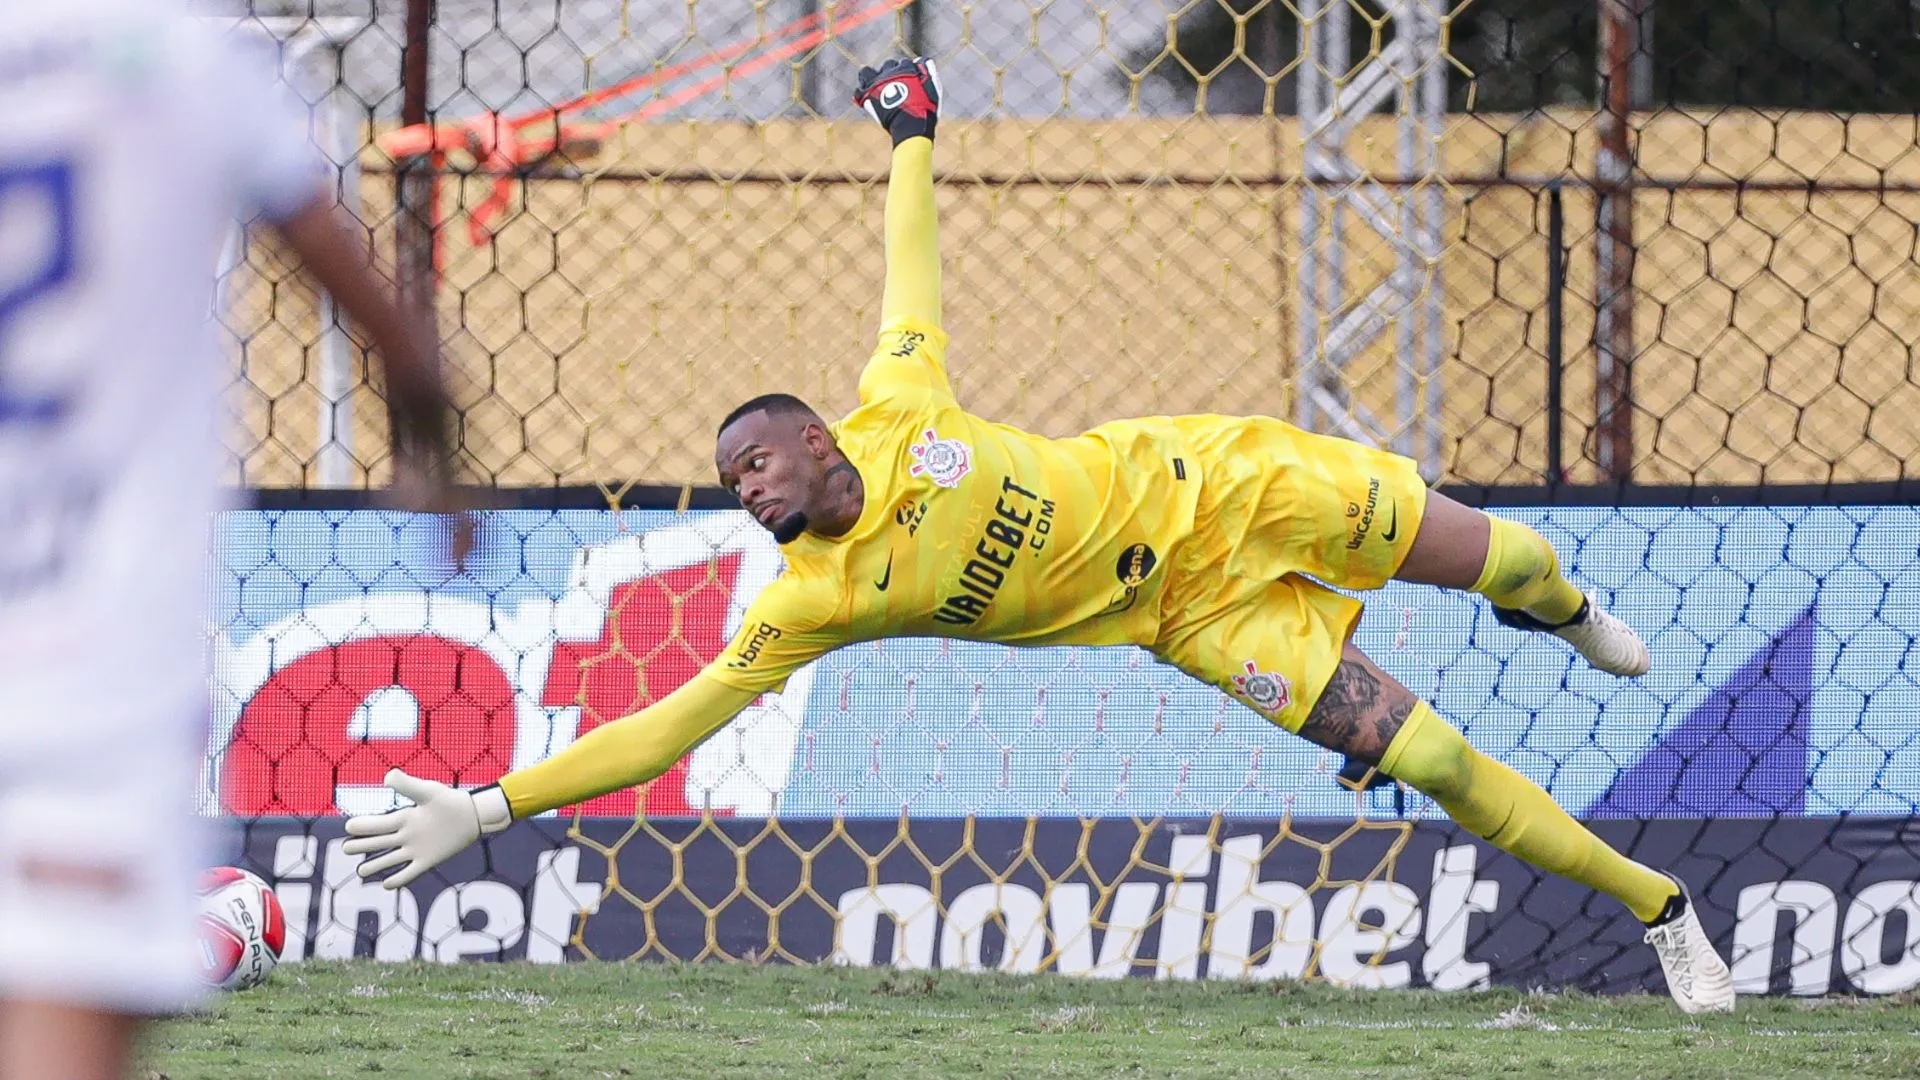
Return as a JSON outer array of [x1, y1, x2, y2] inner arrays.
[[1298, 643, 1734, 1013], [1394, 489, 1649, 677], [1183, 420, 1646, 676]]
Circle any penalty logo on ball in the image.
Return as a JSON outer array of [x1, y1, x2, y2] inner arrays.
[[1230, 660, 1290, 715], [196, 866, 286, 992], [908, 428, 972, 488]]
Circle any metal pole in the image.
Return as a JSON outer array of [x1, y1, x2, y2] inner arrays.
[[1295, 0, 1352, 436], [905, 0, 927, 57], [1392, 0, 1447, 477], [203, 15, 370, 487], [396, 0, 436, 318], [1394, 5, 1418, 464], [1418, 0, 1446, 478], [1594, 0, 1638, 481], [1293, 0, 1326, 435], [1323, 1, 1348, 369], [798, 0, 822, 114], [393, 0, 439, 482], [315, 51, 362, 488], [1546, 182, 1565, 485]]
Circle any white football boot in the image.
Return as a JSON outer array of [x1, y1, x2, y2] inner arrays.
[[1643, 878, 1736, 1014], [1495, 591, 1650, 677]]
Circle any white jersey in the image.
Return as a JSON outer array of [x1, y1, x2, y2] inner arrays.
[[0, 0, 321, 746]]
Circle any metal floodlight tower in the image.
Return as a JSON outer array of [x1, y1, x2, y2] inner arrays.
[[1294, 0, 1448, 479]]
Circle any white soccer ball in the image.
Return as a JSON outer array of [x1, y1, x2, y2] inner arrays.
[[195, 866, 286, 991]]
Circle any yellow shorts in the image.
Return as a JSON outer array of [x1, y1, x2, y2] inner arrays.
[[1151, 416, 1429, 733]]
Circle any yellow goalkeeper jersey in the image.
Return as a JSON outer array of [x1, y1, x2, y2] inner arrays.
[[495, 138, 1213, 819], [705, 316, 1203, 696], [495, 137, 1416, 820]]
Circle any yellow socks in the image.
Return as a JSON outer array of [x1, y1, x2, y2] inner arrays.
[[1471, 516, 1586, 626], [1380, 702, 1679, 924]]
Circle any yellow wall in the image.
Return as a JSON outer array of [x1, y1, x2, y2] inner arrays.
[[220, 109, 1920, 491]]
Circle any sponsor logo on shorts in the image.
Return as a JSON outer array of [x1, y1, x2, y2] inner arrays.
[[1230, 660, 1291, 715], [1116, 543, 1157, 587], [908, 428, 972, 489], [1344, 477, 1383, 551], [728, 621, 783, 668]]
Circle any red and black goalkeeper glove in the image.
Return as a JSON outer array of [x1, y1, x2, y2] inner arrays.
[[853, 57, 942, 145]]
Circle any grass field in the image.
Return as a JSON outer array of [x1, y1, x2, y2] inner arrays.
[[146, 961, 1920, 1080]]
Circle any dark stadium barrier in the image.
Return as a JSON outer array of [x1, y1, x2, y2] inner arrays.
[[225, 815, 1920, 996]]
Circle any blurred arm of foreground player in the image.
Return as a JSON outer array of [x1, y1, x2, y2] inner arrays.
[[272, 198, 475, 564]]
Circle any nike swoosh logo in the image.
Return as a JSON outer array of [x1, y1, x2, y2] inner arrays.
[[1380, 502, 1399, 543], [875, 551, 893, 591]]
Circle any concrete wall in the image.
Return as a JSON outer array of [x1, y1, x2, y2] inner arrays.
[[221, 109, 1920, 489]]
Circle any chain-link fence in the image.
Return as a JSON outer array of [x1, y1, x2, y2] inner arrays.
[[216, 0, 1920, 493], [206, 1, 1920, 994]]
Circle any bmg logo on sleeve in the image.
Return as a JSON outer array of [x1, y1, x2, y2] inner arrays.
[[728, 622, 784, 668]]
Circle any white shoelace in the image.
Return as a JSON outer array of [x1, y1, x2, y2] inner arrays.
[[1644, 920, 1695, 997]]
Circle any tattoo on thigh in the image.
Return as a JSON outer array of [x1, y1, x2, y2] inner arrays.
[[1297, 660, 1416, 764]]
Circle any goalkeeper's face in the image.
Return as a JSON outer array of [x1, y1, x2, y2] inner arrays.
[[715, 408, 835, 544]]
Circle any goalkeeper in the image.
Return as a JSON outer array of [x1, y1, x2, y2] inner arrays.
[[347, 59, 1733, 1013]]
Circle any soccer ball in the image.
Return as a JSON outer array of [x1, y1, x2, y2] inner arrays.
[[195, 866, 286, 991]]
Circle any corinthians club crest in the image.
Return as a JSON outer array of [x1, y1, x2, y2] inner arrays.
[[1230, 660, 1291, 715], [908, 428, 972, 488]]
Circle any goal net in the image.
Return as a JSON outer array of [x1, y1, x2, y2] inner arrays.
[[207, 1, 1920, 995]]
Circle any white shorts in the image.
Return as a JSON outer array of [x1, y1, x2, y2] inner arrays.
[[0, 706, 211, 1015]]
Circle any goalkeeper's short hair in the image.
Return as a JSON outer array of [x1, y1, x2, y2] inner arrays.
[[718, 392, 817, 436]]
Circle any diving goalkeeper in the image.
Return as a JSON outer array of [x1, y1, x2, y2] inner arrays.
[[346, 58, 1734, 1013]]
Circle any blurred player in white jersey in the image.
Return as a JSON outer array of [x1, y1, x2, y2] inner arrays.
[[0, 3, 464, 1077]]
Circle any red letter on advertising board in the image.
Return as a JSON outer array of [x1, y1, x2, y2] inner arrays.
[[222, 635, 516, 816], [541, 555, 744, 816]]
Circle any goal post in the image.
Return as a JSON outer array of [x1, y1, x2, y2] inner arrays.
[[207, 14, 373, 489]]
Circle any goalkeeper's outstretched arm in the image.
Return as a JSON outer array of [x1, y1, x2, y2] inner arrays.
[[853, 57, 954, 400], [880, 135, 940, 332], [346, 569, 832, 887], [854, 55, 944, 333], [499, 674, 759, 816], [275, 199, 472, 562], [340, 674, 759, 888]]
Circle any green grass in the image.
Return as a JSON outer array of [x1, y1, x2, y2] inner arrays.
[[148, 961, 1920, 1080]]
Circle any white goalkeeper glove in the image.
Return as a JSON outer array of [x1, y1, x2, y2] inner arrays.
[[341, 768, 513, 889]]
